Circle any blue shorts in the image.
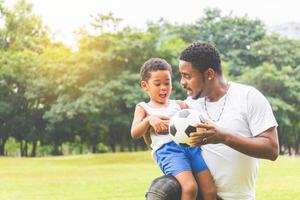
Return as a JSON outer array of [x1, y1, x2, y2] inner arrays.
[[155, 141, 208, 176]]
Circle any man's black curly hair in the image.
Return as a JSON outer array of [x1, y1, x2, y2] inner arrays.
[[179, 42, 222, 75]]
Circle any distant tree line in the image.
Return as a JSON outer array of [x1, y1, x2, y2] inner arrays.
[[0, 0, 299, 156]]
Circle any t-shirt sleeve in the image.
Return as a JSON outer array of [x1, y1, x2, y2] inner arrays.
[[247, 88, 278, 136]]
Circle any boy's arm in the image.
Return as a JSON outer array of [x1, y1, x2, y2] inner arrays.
[[131, 105, 150, 139], [131, 105, 153, 145], [131, 105, 170, 145], [142, 100, 186, 145]]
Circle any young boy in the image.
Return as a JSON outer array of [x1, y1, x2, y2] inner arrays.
[[131, 58, 217, 200]]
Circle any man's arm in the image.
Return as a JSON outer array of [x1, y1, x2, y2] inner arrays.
[[222, 126, 279, 160], [189, 124, 279, 161]]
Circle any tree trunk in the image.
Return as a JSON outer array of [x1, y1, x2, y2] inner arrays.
[[30, 140, 37, 157], [20, 140, 24, 157], [120, 134, 125, 152], [109, 132, 116, 152], [80, 139, 83, 154], [128, 139, 132, 152], [287, 145, 292, 156], [92, 143, 97, 153], [134, 141, 138, 151], [0, 138, 7, 156], [295, 135, 300, 155], [24, 140, 28, 157], [20, 140, 28, 157]]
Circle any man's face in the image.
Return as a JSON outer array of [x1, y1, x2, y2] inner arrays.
[[179, 60, 205, 99]]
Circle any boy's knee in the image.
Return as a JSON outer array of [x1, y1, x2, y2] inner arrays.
[[181, 180, 198, 196]]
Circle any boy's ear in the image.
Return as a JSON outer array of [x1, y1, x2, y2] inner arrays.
[[141, 81, 148, 91]]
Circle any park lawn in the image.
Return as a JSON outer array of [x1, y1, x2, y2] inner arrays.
[[0, 152, 299, 200]]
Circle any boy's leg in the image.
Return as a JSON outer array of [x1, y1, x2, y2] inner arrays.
[[189, 147, 217, 200], [194, 169, 217, 200], [175, 171, 198, 200], [155, 142, 198, 200]]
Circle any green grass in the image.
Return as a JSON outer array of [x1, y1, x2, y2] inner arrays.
[[0, 152, 299, 200]]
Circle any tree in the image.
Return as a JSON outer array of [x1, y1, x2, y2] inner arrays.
[[0, 0, 52, 156], [249, 34, 300, 69]]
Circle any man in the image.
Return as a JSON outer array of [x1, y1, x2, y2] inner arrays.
[[146, 42, 279, 200]]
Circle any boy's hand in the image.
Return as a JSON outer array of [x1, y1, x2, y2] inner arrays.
[[148, 116, 170, 135]]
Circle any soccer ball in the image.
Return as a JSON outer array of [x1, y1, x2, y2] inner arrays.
[[169, 109, 205, 146]]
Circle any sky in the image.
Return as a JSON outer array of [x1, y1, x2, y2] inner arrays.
[[5, 0, 299, 49]]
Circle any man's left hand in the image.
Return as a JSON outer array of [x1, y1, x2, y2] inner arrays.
[[188, 121, 226, 146]]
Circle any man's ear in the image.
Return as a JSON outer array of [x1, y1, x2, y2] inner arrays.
[[141, 81, 148, 91], [206, 68, 215, 81]]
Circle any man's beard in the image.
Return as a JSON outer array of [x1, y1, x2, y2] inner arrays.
[[192, 74, 206, 99], [192, 89, 203, 99]]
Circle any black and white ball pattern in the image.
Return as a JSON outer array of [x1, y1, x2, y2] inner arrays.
[[169, 109, 205, 146]]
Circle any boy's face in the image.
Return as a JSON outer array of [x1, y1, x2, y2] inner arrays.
[[179, 60, 206, 99], [141, 70, 172, 105]]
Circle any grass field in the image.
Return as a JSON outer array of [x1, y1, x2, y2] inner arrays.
[[0, 152, 299, 200]]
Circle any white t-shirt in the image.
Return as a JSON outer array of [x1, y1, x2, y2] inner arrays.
[[138, 100, 181, 155], [185, 82, 278, 200]]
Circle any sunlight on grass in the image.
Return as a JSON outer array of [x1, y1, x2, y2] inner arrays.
[[0, 152, 299, 200]]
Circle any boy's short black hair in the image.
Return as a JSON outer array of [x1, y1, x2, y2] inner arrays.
[[180, 42, 222, 75], [140, 58, 172, 81]]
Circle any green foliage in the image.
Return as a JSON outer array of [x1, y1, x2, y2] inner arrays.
[[249, 34, 300, 68], [194, 8, 266, 74], [0, 0, 49, 51], [0, 2, 299, 156]]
